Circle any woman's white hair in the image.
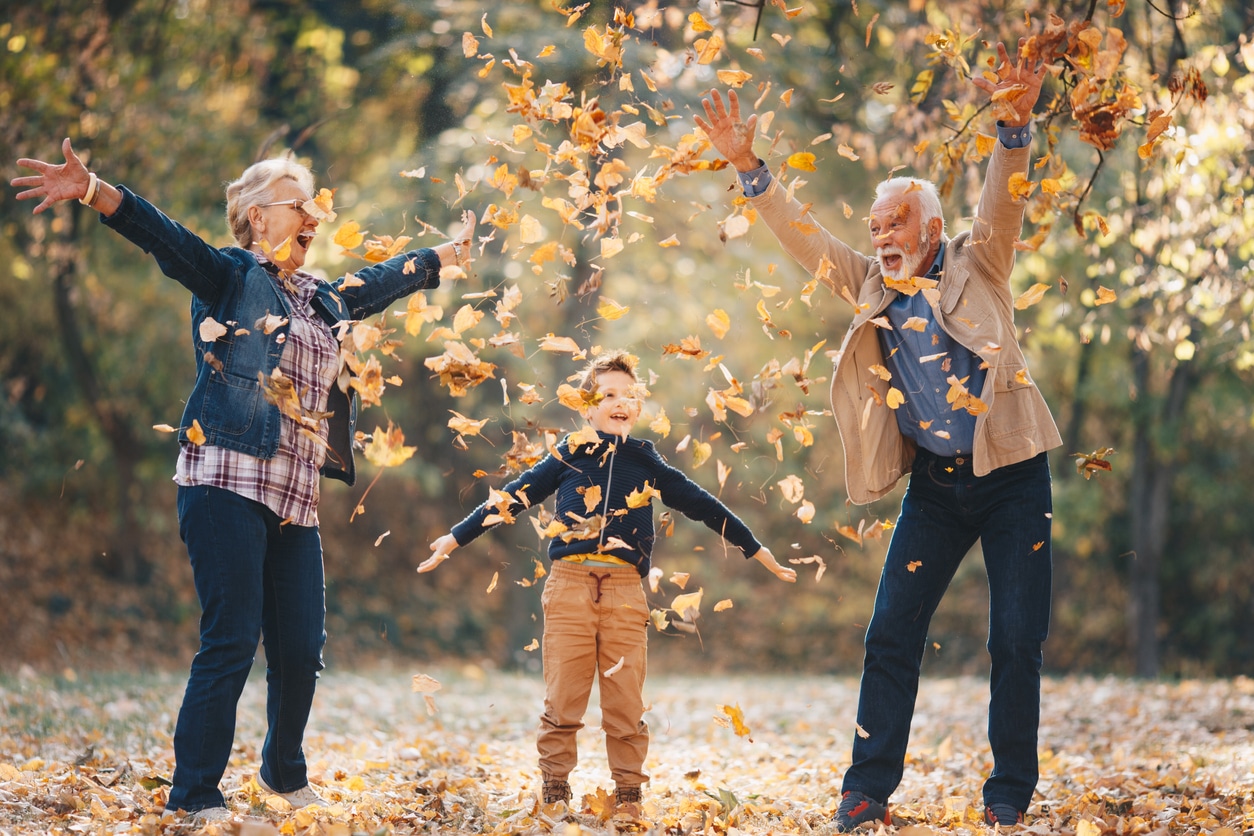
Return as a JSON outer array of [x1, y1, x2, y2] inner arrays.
[[874, 177, 945, 235], [224, 157, 315, 247]]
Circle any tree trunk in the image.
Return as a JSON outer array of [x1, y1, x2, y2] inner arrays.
[[50, 211, 150, 582], [1127, 347, 1193, 677]]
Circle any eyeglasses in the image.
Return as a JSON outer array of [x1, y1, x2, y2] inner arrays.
[[258, 199, 310, 219]]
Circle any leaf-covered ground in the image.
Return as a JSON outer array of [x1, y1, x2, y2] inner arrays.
[[2, 668, 1251, 835]]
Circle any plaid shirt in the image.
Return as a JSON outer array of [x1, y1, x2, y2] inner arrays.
[[175, 255, 340, 527]]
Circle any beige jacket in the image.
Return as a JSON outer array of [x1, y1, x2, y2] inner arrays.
[[751, 143, 1062, 505]]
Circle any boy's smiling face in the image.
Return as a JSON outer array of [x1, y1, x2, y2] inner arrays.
[[585, 369, 643, 438]]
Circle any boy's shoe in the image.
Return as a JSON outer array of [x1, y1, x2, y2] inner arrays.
[[984, 803, 1025, 827], [542, 777, 572, 805], [834, 790, 891, 832], [614, 785, 642, 806], [257, 774, 329, 808]]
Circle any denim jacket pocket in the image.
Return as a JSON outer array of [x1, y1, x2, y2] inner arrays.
[[200, 372, 264, 437]]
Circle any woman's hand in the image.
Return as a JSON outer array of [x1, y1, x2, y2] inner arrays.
[[752, 547, 797, 583], [438, 210, 478, 271], [11, 138, 91, 214], [418, 534, 459, 573], [694, 89, 762, 173]]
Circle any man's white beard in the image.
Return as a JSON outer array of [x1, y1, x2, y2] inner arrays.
[[878, 229, 931, 282]]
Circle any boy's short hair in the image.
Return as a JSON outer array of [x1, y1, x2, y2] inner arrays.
[[578, 350, 639, 391]]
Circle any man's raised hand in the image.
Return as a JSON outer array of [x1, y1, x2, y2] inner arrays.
[[695, 89, 762, 173], [972, 39, 1048, 127]]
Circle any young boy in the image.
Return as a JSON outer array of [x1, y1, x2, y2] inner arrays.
[[420, 351, 796, 808]]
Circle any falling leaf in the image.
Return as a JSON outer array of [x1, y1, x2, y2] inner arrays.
[[777, 474, 805, 504], [786, 152, 818, 171], [1014, 282, 1052, 310], [602, 656, 625, 677], [671, 588, 704, 620], [486, 572, 499, 594], [719, 703, 752, 739], [363, 422, 416, 468], [669, 572, 690, 590], [796, 500, 816, 524], [626, 482, 662, 508], [448, 411, 489, 438], [186, 419, 206, 446], [1094, 286, 1118, 305], [706, 309, 731, 339], [523, 638, 539, 651], [152, 423, 177, 433], [410, 674, 442, 693], [907, 560, 923, 573], [713, 599, 733, 612], [597, 298, 630, 320], [856, 723, 870, 739], [198, 317, 227, 343], [716, 69, 753, 87]]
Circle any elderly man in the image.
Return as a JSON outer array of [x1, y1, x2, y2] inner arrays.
[[697, 40, 1061, 830]]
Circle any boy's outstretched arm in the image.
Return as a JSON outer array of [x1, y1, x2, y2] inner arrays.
[[752, 547, 797, 583], [418, 534, 459, 573]]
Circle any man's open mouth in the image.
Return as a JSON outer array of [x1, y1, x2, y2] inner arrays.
[[296, 231, 316, 249]]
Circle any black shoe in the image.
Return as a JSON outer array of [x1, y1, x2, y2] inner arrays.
[[834, 790, 891, 832], [984, 803, 1025, 827], [542, 778, 572, 805]]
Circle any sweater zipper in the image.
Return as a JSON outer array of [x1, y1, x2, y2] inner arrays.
[[597, 441, 617, 553]]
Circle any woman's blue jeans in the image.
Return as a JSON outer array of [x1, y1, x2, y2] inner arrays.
[[166, 485, 327, 813], [841, 450, 1052, 813]]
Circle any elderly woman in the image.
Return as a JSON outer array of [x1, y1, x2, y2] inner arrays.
[[11, 138, 475, 823]]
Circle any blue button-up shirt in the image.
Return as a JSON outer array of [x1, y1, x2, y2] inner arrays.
[[876, 243, 983, 455]]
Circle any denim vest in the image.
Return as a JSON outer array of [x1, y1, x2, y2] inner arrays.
[[103, 186, 443, 485]]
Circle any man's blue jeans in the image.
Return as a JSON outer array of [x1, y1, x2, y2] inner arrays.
[[841, 449, 1052, 813], [166, 485, 327, 813]]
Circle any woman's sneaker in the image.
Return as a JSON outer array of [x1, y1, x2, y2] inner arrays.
[[257, 774, 329, 808], [834, 791, 891, 832], [984, 803, 1025, 827], [186, 806, 234, 823]]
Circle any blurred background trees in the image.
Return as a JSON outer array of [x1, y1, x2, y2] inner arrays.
[[2, 0, 1251, 678]]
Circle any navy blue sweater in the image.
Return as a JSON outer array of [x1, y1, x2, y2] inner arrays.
[[451, 431, 762, 577]]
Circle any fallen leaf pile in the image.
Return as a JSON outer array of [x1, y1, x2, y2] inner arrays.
[[1, 668, 1250, 834]]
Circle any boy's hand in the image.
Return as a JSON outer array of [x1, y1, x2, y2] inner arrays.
[[752, 547, 797, 583], [419, 534, 459, 573]]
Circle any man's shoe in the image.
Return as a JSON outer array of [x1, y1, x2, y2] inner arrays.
[[541, 777, 572, 805], [614, 785, 642, 806], [186, 806, 234, 823], [257, 774, 329, 808], [835, 790, 891, 832], [984, 803, 1025, 827]]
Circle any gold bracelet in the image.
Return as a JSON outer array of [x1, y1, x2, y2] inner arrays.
[[79, 172, 99, 207]]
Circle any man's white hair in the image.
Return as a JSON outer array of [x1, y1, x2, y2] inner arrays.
[[874, 177, 945, 235]]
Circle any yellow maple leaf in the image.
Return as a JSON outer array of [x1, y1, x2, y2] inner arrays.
[[625, 482, 662, 508], [649, 408, 671, 438], [1094, 286, 1118, 306], [694, 33, 723, 64], [688, 10, 713, 32], [886, 387, 905, 409], [1007, 172, 1037, 200], [363, 422, 416, 468]]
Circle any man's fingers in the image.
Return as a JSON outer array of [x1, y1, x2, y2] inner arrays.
[[726, 88, 741, 120]]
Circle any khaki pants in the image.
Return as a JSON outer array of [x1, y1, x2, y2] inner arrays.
[[538, 559, 650, 787]]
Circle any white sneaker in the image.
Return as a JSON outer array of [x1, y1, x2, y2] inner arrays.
[[256, 774, 329, 808], [187, 806, 234, 823]]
